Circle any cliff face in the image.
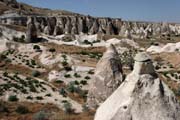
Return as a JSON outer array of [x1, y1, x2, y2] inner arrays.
[[1, 15, 180, 38], [0, 16, 122, 35]]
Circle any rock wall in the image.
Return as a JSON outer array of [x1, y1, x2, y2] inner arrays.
[[1, 15, 180, 39]]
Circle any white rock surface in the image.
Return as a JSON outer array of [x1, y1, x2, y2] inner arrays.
[[147, 42, 180, 53], [87, 44, 123, 109], [94, 52, 180, 120]]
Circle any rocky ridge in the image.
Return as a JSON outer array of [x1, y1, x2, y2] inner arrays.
[[0, 0, 180, 40]]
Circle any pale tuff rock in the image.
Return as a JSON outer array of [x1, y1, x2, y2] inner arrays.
[[147, 42, 180, 53], [106, 22, 115, 35], [89, 20, 99, 34], [94, 52, 180, 120], [87, 44, 123, 109], [1, 13, 180, 37], [26, 17, 37, 43]]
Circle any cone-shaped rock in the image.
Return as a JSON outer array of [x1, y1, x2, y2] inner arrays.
[[94, 52, 180, 120], [87, 44, 123, 109]]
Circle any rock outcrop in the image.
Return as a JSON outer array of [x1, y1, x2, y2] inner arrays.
[[26, 17, 38, 43], [87, 44, 123, 109], [1, 0, 180, 39], [94, 52, 180, 120], [1, 13, 180, 38]]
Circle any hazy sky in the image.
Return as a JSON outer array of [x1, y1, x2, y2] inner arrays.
[[17, 0, 180, 23]]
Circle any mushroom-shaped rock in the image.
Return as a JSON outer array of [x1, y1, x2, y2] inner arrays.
[[87, 44, 123, 109], [94, 52, 180, 120]]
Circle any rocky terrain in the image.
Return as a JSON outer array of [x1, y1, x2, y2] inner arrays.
[[0, 0, 180, 120], [95, 52, 180, 120]]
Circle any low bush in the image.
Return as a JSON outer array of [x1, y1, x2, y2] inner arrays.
[[64, 66, 72, 71], [33, 111, 49, 120], [36, 96, 43, 100], [26, 96, 33, 100], [61, 61, 68, 66], [49, 48, 56, 53], [84, 76, 91, 80], [15, 105, 29, 114], [80, 80, 88, 85], [59, 88, 67, 97], [0, 101, 8, 112], [64, 74, 71, 78], [74, 73, 81, 78], [33, 45, 41, 50], [8, 95, 19, 102], [32, 71, 41, 77], [63, 102, 74, 114]]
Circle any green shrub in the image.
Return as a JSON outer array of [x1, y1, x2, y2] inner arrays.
[[49, 48, 56, 53], [3, 72, 8, 77], [83, 40, 92, 45], [175, 87, 180, 96], [61, 54, 67, 60], [15, 105, 29, 114], [13, 35, 25, 42], [31, 59, 36, 65], [26, 96, 33, 100], [33, 111, 49, 120], [66, 82, 76, 93], [74, 80, 79, 85], [64, 74, 71, 78], [80, 80, 88, 85], [64, 66, 72, 71], [36, 96, 43, 100], [0, 101, 8, 112], [32, 71, 41, 77], [84, 76, 91, 80], [55, 80, 64, 84], [61, 61, 68, 66], [8, 95, 19, 102], [30, 85, 37, 93], [88, 70, 94, 74], [59, 88, 67, 97], [82, 104, 89, 112], [33, 45, 40, 50], [74, 73, 81, 78], [63, 102, 73, 114], [80, 51, 88, 55], [45, 93, 51, 97], [0, 54, 7, 60]]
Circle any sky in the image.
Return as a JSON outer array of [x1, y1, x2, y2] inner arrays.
[[17, 0, 180, 23]]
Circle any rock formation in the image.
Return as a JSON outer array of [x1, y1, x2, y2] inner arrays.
[[94, 52, 180, 120], [1, 0, 180, 38], [1, 14, 180, 38], [87, 44, 123, 109], [25, 17, 38, 43]]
